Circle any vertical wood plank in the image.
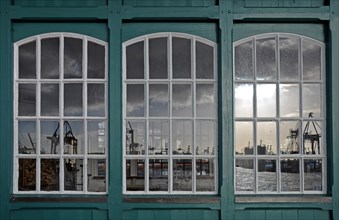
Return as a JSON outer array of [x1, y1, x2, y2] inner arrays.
[[245, 0, 261, 7], [298, 210, 314, 220], [278, 0, 294, 7], [261, 0, 279, 7], [235, 210, 250, 220], [138, 210, 155, 220], [266, 210, 282, 220], [313, 210, 330, 220], [122, 211, 139, 220], [281, 209, 298, 220], [171, 210, 187, 220], [155, 210, 172, 220], [249, 210, 266, 220]]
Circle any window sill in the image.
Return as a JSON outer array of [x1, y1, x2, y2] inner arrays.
[[123, 196, 220, 204], [235, 196, 332, 203], [10, 195, 107, 203]]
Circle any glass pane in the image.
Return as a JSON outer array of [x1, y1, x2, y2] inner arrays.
[[302, 84, 321, 118], [279, 84, 300, 117], [88, 83, 105, 117], [148, 120, 169, 155], [304, 159, 322, 191], [235, 159, 254, 192], [279, 36, 299, 81], [257, 121, 277, 155], [149, 159, 168, 191], [303, 121, 322, 155], [172, 120, 192, 155], [88, 42, 105, 79], [235, 84, 253, 118], [196, 120, 216, 155], [126, 41, 144, 79], [126, 159, 145, 191], [256, 37, 277, 80], [281, 159, 300, 191], [235, 41, 253, 80], [149, 84, 168, 117], [126, 121, 145, 155], [19, 158, 36, 191], [41, 159, 59, 191], [172, 84, 192, 117], [41, 38, 59, 79], [88, 159, 106, 192], [149, 37, 168, 79], [64, 37, 82, 79], [41, 83, 59, 116], [280, 121, 301, 154], [303, 39, 321, 80], [196, 159, 215, 191], [88, 120, 106, 154], [126, 84, 144, 117], [235, 121, 253, 155], [18, 121, 36, 154], [63, 120, 84, 155], [196, 84, 215, 118], [173, 159, 192, 191], [64, 83, 83, 116], [64, 158, 83, 191], [196, 41, 214, 79], [19, 41, 36, 79], [257, 84, 276, 117], [258, 159, 277, 192], [19, 84, 36, 116], [40, 120, 60, 154], [172, 37, 191, 79]]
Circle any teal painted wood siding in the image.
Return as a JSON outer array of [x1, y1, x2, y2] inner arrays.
[[13, 0, 107, 7], [236, 0, 325, 7], [123, 0, 217, 6], [235, 209, 331, 220]]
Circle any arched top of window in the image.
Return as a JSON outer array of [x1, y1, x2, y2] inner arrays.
[[233, 33, 325, 82]]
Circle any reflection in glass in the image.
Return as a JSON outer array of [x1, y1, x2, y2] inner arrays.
[[280, 36, 299, 81], [172, 37, 191, 79], [64, 37, 82, 79], [88, 83, 105, 117], [126, 41, 144, 79], [196, 159, 215, 191], [280, 84, 299, 117], [63, 120, 84, 155], [41, 38, 59, 79], [173, 159, 192, 191], [257, 121, 276, 155], [235, 121, 253, 155], [258, 159, 277, 192], [88, 120, 106, 154], [235, 84, 253, 118], [149, 37, 167, 79], [235, 41, 253, 80], [302, 84, 321, 118], [196, 41, 214, 79], [172, 120, 192, 155], [19, 159, 36, 191], [280, 121, 301, 154], [303, 121, 322, 155], [172, 84, 192, 117], [126, 159, 145, 191], [304, 159, 322, 191], [88, 159, 106, 192], [149, 84, 168, 117], [41, 83, 59, 116], [303, 39, 321, 80], [41, 159, 59, 191], [149, 159, 168, 191], [64, 158, 83, 191], [235, 159, 254, 191], [257, 84, 276, 117], [126, 121, 145, 155], [18, 121, 36, 154], [19, 84, 36, 116], [19, 41, 36, 79], [64, 83, 83, 116], [40, 120, 60, 154], [256, 37, 277, 80], [127, 84, 144, 117], [281, 159, 300, 191], [196, 84, 215, 118], [196, 120, 216, 155], [88, 42, 105, 79], [148, 120, 169, 155]]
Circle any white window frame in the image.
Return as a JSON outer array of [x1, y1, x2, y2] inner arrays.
[[122, 32, 218, 195], [13, 32, 108, 194]]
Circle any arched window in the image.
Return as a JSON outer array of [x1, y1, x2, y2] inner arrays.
[[234, 33, 326, 194], [123, 33, 217, 194], [14, 33, 108, 194]]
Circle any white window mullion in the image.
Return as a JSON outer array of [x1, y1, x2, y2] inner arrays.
[[83, 37, 88, 193]]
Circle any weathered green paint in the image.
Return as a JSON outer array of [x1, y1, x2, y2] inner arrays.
[[13, 0, 107, 7], [123, 0, 217, 7], [241, 0, 324, 8]]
